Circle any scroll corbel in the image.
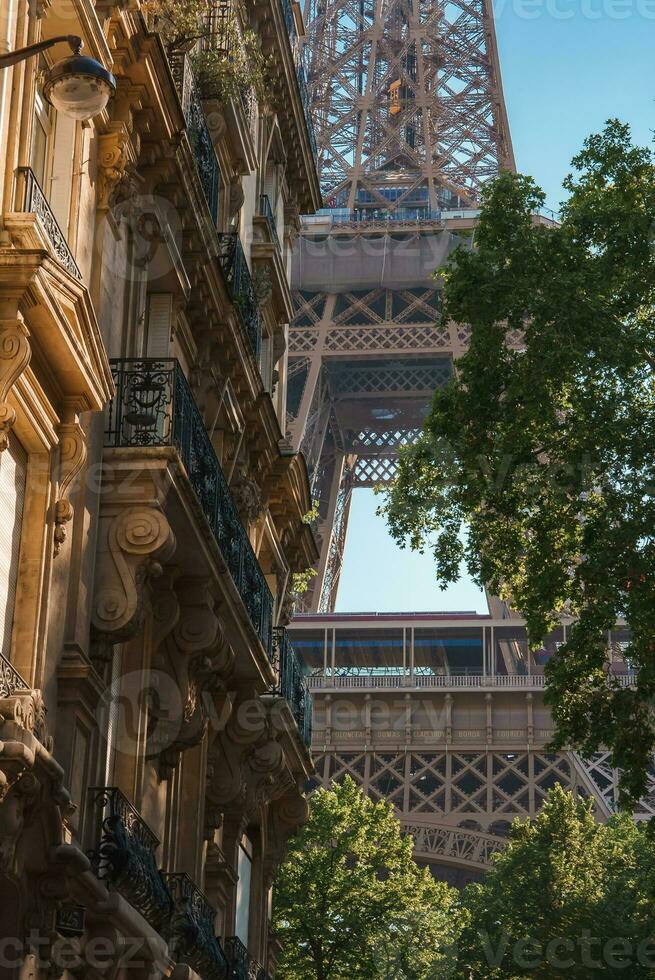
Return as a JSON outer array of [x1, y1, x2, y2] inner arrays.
[[0, 315, 31, 452], [53, 416, 87, 556]]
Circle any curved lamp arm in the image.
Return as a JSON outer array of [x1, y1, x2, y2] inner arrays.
[[0, 34, 81, 70]]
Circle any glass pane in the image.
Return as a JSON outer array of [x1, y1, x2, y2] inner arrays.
[[235, 843, 252, 947], [495, 626, 528, 675], [288, 629, 325, 672], [414, 627, 483, 675], [333, 628, 404, 675]]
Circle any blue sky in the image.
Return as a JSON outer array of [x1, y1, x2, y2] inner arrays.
[[336, 5, 654, 613]]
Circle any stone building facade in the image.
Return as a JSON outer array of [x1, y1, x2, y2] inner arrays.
[[0, 0, 320, 976]]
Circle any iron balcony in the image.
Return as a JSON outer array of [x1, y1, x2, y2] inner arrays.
[[104, 358, 273, 656], [272, 627, 312, 748], [217, 233, 263, 358]]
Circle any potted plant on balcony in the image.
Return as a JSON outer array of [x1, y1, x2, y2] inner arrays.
[[144, 0, 269, 102]]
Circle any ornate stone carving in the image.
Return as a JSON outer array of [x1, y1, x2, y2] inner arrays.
[[0, 316, 31, 452], [91, 506, 176, 654], [0, 689, 49, 750], [150, 578, 236, 779], [205, 696, 286, 826], [228, 176, 245, 223], [263, 789, 310, 886], [231, 463, 264, 523], [97, 125, 139, 212], [53, 419, 87, 557]]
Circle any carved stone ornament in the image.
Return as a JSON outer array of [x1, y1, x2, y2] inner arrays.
[[231, 463, 264, 523], [97, 125, 139, 212], [263, 789, 310, 886], [53, 419, 87, 557], [91, 506, 176, 651], [205, 695, 286, 826], [228, 177, 245, 223], [0, 725, 88, 980], [149, 576, 236, 780], [0, 316, 31, 452]]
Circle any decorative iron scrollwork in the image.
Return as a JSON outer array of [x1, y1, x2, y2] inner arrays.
[[217, 233, 263, 358], [17, 167, 82, 279], [224, 935, 260, 980], [88, 787, 173, 933], [272, 628, 312, 747], [164, 872, 229, 980], [169, 54, 220, 224], [0, 652, 31, 699]]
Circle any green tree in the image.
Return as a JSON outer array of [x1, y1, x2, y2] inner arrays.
[[379, 120, 655, 803], [272, 776, 462, 980], [458, 785, 655, 978]]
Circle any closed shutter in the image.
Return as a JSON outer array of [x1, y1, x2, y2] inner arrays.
[[146, 294, 173, 357], [48, 112, 76, 233], [0, 437, 27, 659]]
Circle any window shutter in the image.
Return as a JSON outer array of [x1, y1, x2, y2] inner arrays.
[[146, 294, 173, 357], [48, 112, 75, 233], [0, 436, 27, 659]]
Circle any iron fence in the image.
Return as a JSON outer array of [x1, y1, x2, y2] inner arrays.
[[88, 787, 173, 933], [224, 936, 260, 980]]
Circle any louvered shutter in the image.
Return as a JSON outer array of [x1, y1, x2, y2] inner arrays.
[[146, 294, 173, 357], [48, 112, 75, 233], [0, 437, 27, 659]]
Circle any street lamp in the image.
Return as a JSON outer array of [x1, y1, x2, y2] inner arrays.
[[0, 35, 115, 121]]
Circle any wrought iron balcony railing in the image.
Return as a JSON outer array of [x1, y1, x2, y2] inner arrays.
[[0, 651, 31, 699], [104, 359, 273, 656], [295, 63, 318, 161], [164, 873, 228, 980], [217, 233, 262, 357], [272, 627, 312, 748], [15, 167, 81, 279], [258, 194, 281, 251], [224, 936, 259, 980], [88, 787, 173, 933], [169, 53, 220, 225]]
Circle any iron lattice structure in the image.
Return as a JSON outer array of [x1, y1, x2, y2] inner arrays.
[[311, 747, 655, 885], [288, 0, 515, 610], [300, 0, 514, 210]]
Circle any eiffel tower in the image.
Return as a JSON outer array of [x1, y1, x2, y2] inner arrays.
[[281, 0, 653, 886], [287, 0, 514, 610]]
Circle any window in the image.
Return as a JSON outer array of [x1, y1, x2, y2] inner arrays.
[[31, 82, 52, 187], [145, 294, 173, 357], [0, 436, 27, 659], [235, 835, 253, 948]]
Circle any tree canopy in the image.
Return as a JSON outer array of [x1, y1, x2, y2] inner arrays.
[[379, 120, 655, 803], [458, 785, 655, 978], [272, 776, 461, 980]]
